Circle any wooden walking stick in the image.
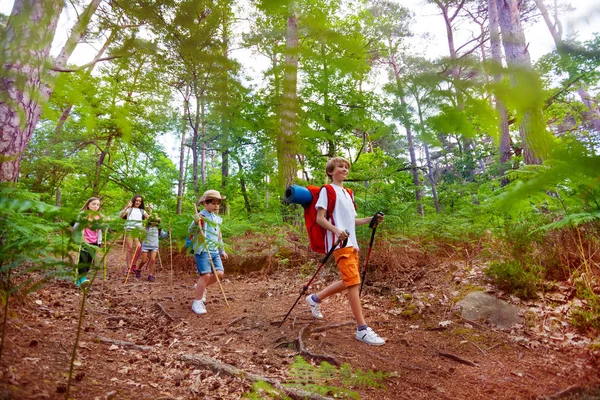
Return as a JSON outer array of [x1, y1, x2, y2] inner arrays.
[[74, 244, 82, 282], [124, 242, 141, 284], [103, 228, 108, 281], [194, 204, 229, 306], [157, 248, 164, 272], [168, 222, 173, 286]]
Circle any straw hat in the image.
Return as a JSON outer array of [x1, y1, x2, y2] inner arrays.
[[200, 190, 226, 202], [147, 213, 161, 224]]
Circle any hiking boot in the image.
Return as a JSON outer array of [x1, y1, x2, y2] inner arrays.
[[148, 275, 155, 282], [191, 300, 207, 315], [77, 277, 90, 290], [306, 295, 323, 319], [355, 327, 385, 346], [135, 268, 141, 279]]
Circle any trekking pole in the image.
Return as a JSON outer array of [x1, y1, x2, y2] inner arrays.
[[278, 231, 349, 328], [194, 204, 229, 307], [359, 212, 384, 297]]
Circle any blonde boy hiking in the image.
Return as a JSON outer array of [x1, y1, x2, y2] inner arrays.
[[305, 156, 385, 346]]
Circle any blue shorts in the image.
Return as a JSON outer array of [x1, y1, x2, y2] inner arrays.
[[195, 251, 224, 275], [141, 244, 158, 252]]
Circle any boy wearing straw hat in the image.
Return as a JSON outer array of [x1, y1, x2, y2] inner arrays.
[[189, 190, 229, 315]]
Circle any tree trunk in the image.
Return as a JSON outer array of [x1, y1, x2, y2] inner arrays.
[[220, 6, 231, 213], [200, 95, 206, 188], [433, 0, 484, 176], [92, 136, 113, 196], [177, 120, 187, 215], [497, 0, 549, 164], [0, 0, 102, 182], [235, 158, 251, 214], [401, 97, 423, 216], [279, 7, 299, 190], [488, 0, 511, 184], [416, 104, 440, 213], [0, 0, 64, 182]]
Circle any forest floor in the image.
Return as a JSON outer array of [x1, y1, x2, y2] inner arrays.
[[1, 235, 599, 400]]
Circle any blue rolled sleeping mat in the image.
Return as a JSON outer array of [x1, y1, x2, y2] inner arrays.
[[284, 185, 313, 207]]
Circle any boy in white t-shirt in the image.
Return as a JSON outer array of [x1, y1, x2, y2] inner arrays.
[[305, 157, 385, 346]]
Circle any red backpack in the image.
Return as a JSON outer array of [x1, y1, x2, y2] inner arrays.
[[304, 185, 355, 254]]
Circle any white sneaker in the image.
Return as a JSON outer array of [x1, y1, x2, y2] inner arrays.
[[194, 284, 206, 302], [356, 327, 385, 346], [191, 300, 207, 315], [305, 295, 323, 319]]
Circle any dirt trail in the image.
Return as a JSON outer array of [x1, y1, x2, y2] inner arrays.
[[0, 246, 598, 400]]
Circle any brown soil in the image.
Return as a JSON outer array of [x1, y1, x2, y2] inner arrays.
[[1, 240, 599, 400]]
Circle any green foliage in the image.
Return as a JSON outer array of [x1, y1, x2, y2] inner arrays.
[[484, 261, 541, 299], [0, 187, 78, 290], [243, 381, 291, 400], [284, 356, 387, 398], [570, 276, 600, 333]]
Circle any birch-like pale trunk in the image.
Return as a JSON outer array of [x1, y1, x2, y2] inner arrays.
[[497, 0, 550, 164], [488, 0, 511, 180]]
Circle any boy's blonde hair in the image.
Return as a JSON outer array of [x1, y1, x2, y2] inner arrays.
[[325, 157, 350, 181]]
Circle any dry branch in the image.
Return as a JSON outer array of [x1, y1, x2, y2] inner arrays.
[[96, 336, 153, 352], [179, 353, 333, 400], [154, 302, 175, 322], [438, 351, 478, 367]]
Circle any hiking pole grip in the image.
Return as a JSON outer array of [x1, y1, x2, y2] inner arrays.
[[369, 211, 384, 229], [360, 215, 382, 296], [278, 231, 348, 328]]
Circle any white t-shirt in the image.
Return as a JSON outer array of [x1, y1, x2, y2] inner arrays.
[[315, 184, 358, 250], [125, 207, 144, 230]]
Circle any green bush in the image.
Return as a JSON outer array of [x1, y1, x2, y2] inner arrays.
[[570, 277, 600, 333], [484, 261, 542, 299]]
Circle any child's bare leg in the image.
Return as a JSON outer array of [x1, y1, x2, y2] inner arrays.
[[315, 280, 346, 301], [195, 271, 224, 300], [148, 251, 157, 275], [137, 252, 148, 270], [124, 236, 133, 270], [346, 284, 366, 326]]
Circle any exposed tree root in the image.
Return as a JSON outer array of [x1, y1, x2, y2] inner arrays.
[[542, 384, 588, 400], [297, 325, 340, 366], [178, 353, 333, 400], [275, 323, 351, 366]]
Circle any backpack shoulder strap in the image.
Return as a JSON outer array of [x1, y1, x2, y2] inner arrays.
[[323, 184, 337, 219], [345, 188, 357, 210]]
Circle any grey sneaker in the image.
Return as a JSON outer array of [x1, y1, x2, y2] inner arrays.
[[305, 295, 323, 319], [356, 327, 385, 346], [191, 300, 207, 315]]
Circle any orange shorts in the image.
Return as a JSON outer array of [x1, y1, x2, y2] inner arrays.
[[333, 247, 360, 287]]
